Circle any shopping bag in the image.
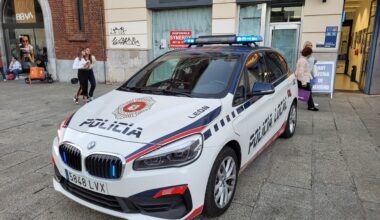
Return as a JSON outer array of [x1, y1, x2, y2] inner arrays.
[[298, 88, 310, 102], [7, 73, 14, 80], [29, 67, 45, 79]]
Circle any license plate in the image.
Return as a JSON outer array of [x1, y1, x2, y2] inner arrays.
[[65, 169, 108, 195]]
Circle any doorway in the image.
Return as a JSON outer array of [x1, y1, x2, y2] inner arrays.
[[335, 0, 378, 92], [2, 0, 46, 73], [269, 24, 300, 71]]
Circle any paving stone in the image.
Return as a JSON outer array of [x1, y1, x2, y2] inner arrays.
[[251, 182, 312, 220], [314, 159, 353, 186], [314, 183, 364, 220], [354, 177, 380, 204], [233, 174, 262, 206], [362, 201, 380, 220], [0, 150, 38, 171]]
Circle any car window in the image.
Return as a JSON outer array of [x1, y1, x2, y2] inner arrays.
[[121, 52, 241, 98], [233, 72, 247, 105], [265, 52, 287, 82], [245, 52, 266, 90]]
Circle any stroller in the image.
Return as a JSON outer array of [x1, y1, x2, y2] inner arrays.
[[25, 56, 53, 84]]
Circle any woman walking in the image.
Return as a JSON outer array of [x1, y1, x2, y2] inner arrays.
[[85, 47, 96, 101], [72, 48, 89, 104], [295, 47, 319, 111]]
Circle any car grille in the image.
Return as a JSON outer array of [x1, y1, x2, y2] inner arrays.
[[59, 143, 82, 171], [62, 179, 123, 211], [85, 154, 123, 179]]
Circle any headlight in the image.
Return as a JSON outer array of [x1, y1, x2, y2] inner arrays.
[[133, 134, 203, 170]]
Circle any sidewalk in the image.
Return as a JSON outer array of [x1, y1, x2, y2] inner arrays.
[[0, 81, 379, 219]]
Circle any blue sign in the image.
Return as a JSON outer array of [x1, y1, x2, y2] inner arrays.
[[312, 62, 335, 98], [324, 26, 338, 48]]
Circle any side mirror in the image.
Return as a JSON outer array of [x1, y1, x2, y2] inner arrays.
[[251, 82, 275, 96]]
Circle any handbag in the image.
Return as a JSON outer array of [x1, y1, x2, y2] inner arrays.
[[298, 88, 310, 102]]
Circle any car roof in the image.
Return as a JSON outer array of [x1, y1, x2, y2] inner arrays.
[[166, 46, 275, 56]]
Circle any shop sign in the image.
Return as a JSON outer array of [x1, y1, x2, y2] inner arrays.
[[14, 0, 36, 24], [312, 62, 335, 98], [170, 31, 192, 48], [108, 21, 148, 49], [324, 26, 338, 48]]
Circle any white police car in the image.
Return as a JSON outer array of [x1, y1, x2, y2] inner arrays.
[[52, 35, 298, 219]]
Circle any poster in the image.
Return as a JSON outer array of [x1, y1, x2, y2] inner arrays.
[[170, 31, 192, 48], [312, 62, 336, 98], [14, 0, 36, 24], [324, 26, 338, 48]]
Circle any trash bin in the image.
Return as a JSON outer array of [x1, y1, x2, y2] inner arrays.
[[351, 65, 357, 82]]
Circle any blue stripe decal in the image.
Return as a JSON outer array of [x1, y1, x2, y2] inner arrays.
[[220, 119, 225, 127], [112, 165, 116, 178], [63, 151, 67, 164], [214, 124, 219, 132], [125, 106, 222, 160], [237, 106, 244, 114], [204, 129, 212, 140]]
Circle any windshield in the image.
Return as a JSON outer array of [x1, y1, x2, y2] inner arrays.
[[119, 52, 241, 98]]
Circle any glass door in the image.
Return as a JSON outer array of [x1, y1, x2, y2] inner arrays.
[[269, 24, 300, 72]]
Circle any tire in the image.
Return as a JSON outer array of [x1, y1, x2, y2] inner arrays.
[[203, 147, 239, 217], [281, 101, 297, 138]]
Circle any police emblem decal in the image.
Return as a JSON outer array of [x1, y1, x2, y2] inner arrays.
[[113, 97, 155, 119]]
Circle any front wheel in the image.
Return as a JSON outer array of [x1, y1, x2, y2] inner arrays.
[[281, 101, 297, 138], [203, 147, 238, 217]]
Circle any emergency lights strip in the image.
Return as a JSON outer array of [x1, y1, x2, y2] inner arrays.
[[184, 35, 263, 45], [124, 106, 222, 163]]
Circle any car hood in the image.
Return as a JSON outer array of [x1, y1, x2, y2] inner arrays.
[[69, 90, 222, 145]]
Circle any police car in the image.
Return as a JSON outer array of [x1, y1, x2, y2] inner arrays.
[[52, 35, 298, 220]]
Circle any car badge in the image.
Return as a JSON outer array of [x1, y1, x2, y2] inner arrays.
[[87, 141, 96, 150], [113, 97, 155, 119]]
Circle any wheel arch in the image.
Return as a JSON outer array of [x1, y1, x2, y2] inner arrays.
[[224, 140, 241, 170]]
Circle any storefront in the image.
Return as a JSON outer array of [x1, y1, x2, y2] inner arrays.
[[148, 0, 212, 58], [335, 0, 379, 94], [2, 0, 45, 72]]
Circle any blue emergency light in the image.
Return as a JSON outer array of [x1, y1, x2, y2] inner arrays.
[[183, 35, 263, 46]]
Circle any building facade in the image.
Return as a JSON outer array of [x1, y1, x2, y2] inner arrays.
[[0, 0, 106, 82]]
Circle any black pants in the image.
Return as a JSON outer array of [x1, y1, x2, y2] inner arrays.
[[87, 69, 96, 97], [0, 67, 5, 80], [77, 70, 88, 97], [298, 81, 315, 108]]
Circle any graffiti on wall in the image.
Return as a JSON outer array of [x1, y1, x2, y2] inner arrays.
[[108, 21, 148, 49]]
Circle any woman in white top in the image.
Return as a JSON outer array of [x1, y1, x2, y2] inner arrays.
[[72, 48, 90, 104], [295, 47, 318, 111]]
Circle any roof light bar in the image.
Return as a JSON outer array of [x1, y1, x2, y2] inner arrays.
[[183, 35, 263, 46]]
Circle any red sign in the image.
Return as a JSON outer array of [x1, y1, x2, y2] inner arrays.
[[170, 31, 192, 48]]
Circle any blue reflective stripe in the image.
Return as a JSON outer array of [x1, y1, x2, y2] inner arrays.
[[112, 164, 116, 178]]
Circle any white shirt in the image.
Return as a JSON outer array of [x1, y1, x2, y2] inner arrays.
[[9, 60, 22, 71], [72, 57, 88, 70]]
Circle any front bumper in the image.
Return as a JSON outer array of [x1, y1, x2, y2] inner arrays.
[[52, 137, 218, 220]]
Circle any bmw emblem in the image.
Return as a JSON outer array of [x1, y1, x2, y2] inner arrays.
[[87, 141, 96, 150]]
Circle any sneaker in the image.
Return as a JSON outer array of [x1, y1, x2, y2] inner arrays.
[[15, 77, 19, 80], [314, 103, 319, 107], [3, 79, 6, 82], [73, 96, 79, 104], [308, 107, 319, 111]]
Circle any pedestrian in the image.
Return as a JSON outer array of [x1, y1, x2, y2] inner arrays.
[[0, 50, 5, 81], [20, 36, 34, 71], [303, 41, 319, 107], [7, 56, 22, 80], [295, 47, 319, 111], [72, 48, 89, 104], [85, 47, 96, 101]]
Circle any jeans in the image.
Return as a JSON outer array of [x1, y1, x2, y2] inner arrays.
[[0, 67, 5, 80], [77, 70, 89, 97], [87, 69, 96, 97], [7, 69, 22, 78]]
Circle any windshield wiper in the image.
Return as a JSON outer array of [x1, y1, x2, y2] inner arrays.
[[119, 86, 142, 92], [159, 89, 192, 97]]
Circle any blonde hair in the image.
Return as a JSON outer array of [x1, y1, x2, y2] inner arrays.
[[303, 41, 312, 49]]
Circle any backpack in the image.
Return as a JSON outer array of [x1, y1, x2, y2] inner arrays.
[[7, 73, 14, 80]]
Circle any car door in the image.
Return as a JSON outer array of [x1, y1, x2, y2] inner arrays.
[[264, 51, 292, 134], [232, 51, 275, 166]]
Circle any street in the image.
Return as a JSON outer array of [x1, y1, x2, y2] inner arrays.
[[0, 80, 379, 220]]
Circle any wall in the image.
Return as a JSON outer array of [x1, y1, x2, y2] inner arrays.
[[212, 0, 237, 35], [49, 0, 106, 82], [104, 0, 151, 82], [347, 0, 372, 82], [301, 0, 344, 68]]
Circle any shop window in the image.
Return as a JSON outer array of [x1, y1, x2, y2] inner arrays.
[[239, 5, 263, 36], [270, 6, 301, 23]]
